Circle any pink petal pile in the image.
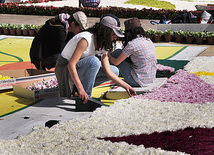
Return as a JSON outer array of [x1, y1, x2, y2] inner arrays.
[[26, 78, 58, 90], [156, 64, 175, 72], [133, 70, 214, 104]]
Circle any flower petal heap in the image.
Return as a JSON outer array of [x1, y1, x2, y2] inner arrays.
[[102, 127, 214, 155], [0, 75, 13, 80], [191, 71, 214, 86], [184, 57, 214, 73], [157, 64, 175, 72], [0, 57, 213, 154], [134, 69, 214, 104], [26, 78, 58, 90], [0, 99, 213, 154]]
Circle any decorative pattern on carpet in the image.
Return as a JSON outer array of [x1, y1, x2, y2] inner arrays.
[[101, 127, 214, 155], [0, 37, 32, 67], [0, 36, 213, 154], [0, 57, 213, 154]]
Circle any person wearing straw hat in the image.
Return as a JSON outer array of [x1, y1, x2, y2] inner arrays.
[[108, 17, 157, 87], [55, 15, 137, 104], [30, 11, 88, 70]]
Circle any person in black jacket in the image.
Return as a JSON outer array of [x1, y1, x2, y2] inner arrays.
[[30, 11, 88, 70]]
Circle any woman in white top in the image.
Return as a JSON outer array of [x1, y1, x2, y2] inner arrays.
[[55, 16, 137, 104]]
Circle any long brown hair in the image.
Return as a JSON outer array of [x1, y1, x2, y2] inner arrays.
[[123, 27, 145, 47], [87, 23, 116, 51]]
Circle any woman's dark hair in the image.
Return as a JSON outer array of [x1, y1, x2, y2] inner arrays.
[[67, 16, 79, 27], [47, 15, 79, 28], [123, 27, 145, 47], [87, 23, 116, 51]]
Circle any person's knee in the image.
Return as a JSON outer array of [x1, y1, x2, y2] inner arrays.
[[111, 49, 122, 58], [110, 65, 119, 76], [89, 56, 101, 69]]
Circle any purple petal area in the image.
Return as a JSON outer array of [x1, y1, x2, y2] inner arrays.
[[101, 127, 214, 155], [134, 70, 214, 104]]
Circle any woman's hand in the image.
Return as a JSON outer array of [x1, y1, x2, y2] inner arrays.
[[78, 88, 89, 104], [101, 54, 137, 97], [125, 86, 137, 97]]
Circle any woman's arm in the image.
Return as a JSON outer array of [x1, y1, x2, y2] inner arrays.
[[67, 38, 89, 104], [108, 52, 127, 66], [101, 54, 137, 97]]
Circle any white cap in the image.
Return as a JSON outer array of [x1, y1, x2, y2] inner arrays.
[[73, 11, 88, 30]]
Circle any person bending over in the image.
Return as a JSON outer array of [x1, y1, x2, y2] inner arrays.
[[55, 16, 137, 104], [30, 11, 88, 70]]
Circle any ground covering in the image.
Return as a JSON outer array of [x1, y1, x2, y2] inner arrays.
[[0, 57, 213, 154]]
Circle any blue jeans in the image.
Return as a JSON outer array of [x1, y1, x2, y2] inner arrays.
[[111, 49, 140, 87], [76, 56, 101, 97], [96, 64, 119, 83], [76, 55, 119, 97]]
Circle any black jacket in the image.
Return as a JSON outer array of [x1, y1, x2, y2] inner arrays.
[[30, 21, 74, 70]]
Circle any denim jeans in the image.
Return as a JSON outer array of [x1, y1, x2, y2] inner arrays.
[[95, 63, 119, 83], [76, 55, 119, 97], [76, 55, 101, 97], [111, 49, 140, 87]]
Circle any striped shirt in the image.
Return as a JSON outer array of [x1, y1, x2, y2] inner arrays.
[[80, 0, 100, 7], [122, 37, 157, 87]]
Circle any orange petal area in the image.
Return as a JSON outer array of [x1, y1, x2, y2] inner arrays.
[[0, 61, 55, 72]]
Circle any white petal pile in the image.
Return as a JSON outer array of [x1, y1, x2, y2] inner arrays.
[[0, 99, 213, 155], [200, 75, 214, 86], [184, 57, 214, 86], [184, 57, 214, 73]]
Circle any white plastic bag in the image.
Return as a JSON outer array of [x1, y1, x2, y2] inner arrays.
[[199, 10, 212, 24]]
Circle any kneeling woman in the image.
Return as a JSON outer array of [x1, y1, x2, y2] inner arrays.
[[55, 16, 137, 104]]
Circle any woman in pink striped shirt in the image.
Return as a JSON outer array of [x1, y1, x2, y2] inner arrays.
[[108, 17, 157, 87]]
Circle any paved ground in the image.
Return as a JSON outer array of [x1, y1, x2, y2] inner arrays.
[[0, 97, 93, 140]]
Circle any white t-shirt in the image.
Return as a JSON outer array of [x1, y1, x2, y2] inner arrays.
[[61, 31, 96, 61]]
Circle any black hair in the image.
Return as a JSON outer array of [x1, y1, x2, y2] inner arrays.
[[123, 27, 145, 47], [87, 23, 116, 51], [47, 16, 59, 24], [67, 16, 79, 27], [47, 15, 79, 28]]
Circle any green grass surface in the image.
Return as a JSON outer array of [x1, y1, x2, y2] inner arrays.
[[125, 0, 176, 10], [180, 0, 214, 2]]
